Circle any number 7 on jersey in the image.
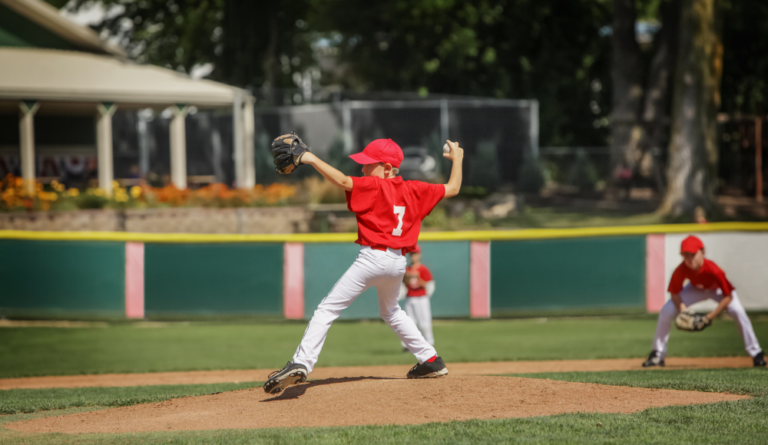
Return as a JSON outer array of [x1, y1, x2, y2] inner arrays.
[[392, 206, 405, 236]]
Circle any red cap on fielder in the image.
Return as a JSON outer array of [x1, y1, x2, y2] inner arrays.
[[680, 235, 704, 254], [349, 139, 404, 168]]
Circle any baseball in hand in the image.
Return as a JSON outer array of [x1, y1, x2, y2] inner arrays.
[[443, 143, 451, 153]]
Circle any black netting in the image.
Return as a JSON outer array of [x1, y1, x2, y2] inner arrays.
[[1, 99, 536, 192], [448, 105, 531, 187], [253, 100, 534, 189]]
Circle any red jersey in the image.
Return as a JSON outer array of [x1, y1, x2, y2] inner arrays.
[[405, 264, 433, 297], [346, 176, 444, 252], [668, 258, 735, 296]]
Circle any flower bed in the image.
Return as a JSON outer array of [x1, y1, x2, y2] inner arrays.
[[0, 175, 297, 212]]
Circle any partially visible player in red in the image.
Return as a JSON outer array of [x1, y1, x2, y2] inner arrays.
[[400, 244, 436, 350], [265, 138, 464, 394], [643, 235, 765, 367]]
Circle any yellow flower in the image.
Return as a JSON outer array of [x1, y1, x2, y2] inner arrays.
[[130, 186, 142, 198], [112, 180, 120, 189], [67, 188, 80, 197]]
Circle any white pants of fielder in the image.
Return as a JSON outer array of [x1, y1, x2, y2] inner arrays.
[[401, 297, 434, 347], [293, 246, 438, 373], [652, 283, 762, 359]]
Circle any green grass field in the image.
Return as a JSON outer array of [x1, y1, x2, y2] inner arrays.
[[3, 316, 767, 378], [1, 317, 767, 444]]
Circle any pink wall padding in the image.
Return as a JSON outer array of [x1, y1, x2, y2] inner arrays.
[[283, 243, 305, 319], [645, 234, 666, 313], [470, 241, 491, 318], [125, 242, 145, 319]]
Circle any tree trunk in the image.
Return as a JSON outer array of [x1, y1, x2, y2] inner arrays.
[[637, 0, 680, 191], [610, 0, 644, 193], [657, 0, 722, 217]]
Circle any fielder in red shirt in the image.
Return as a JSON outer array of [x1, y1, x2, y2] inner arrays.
[[643, 235, 765, 367], [399, 245, 436, 350], [265, 138, 464, 394]]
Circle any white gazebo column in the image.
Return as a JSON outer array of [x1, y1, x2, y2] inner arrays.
[[241, 95, 255, 188], [170, 104, 189, 189], [19, 100, 39, 195], [96, 102, 117, 194]]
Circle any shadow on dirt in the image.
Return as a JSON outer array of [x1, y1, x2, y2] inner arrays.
[[261, 376, 401, 401]]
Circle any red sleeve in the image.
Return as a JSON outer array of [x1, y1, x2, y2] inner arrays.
[[346, 176, 379, 214], [416, 182, 445, 219], [708, 262, 735, 296], [419, 265, 433, 282], [667, 264, 686, 294]]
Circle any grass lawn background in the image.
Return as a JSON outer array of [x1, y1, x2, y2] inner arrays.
[[1, 317, 767, 444], [2, 317, 767, 378]]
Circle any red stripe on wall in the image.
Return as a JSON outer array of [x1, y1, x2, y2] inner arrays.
[[125, 242, 145, 319], [470, 241, 491, 318], [645, 234, 666, 313], [283, 243, 304, 319]]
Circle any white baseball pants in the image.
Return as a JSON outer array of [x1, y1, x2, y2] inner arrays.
[[293, 246, 438, 373], [401, 296, 435, 346], [652, 284, 762, 359]]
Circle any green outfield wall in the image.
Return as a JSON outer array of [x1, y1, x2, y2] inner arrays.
[[0, 239, 125, 317], [303, 243, 378, 320], [418, 241, 470, 317], [491, 236, 646, 311], [144, 243, 283, 316], [303, 242, 470, 320], [3, 222, 768, 319]]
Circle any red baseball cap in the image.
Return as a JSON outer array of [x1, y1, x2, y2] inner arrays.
[[349, 139, 404, 168], [411, 244, 421, 254], [680, 235, 704, 254]]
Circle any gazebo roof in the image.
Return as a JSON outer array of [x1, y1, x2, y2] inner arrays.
[[0, 47, 240, 107], [0, 0, 125, 56]]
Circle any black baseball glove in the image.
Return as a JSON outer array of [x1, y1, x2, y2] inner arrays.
[[675, 310, 712, 332], [271, 131, 310, 175]]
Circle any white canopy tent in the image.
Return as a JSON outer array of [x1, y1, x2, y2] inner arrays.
[[0, 1, 255, 194]]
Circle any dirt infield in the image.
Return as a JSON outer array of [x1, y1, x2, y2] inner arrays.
[[0, 356, 754, 390], [6, 376, 748, 434]]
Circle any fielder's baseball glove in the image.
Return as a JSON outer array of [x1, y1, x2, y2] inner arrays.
[[675, 310, 712, 332], [272, 131, 310, 175]]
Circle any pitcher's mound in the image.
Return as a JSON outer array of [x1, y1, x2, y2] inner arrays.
[[8, 376, 747, 434]]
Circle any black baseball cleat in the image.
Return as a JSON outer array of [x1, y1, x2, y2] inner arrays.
[[754, 351, 766, 367], [407, 356, 448, 379], [642, 350, 665, 367], [264, 362, 308, 394]]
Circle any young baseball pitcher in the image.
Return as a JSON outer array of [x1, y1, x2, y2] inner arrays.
[[401, 244, 436, 349], [643, 235, 766, 368], [265, 136, 464, 394]]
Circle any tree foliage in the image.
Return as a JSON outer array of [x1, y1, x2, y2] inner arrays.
[[62, 0, 313, 94], [317, 0, 613, 146], [51, 0, 768, 200], [65, 0, 224, 74], [720, 0, 768, 115]]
